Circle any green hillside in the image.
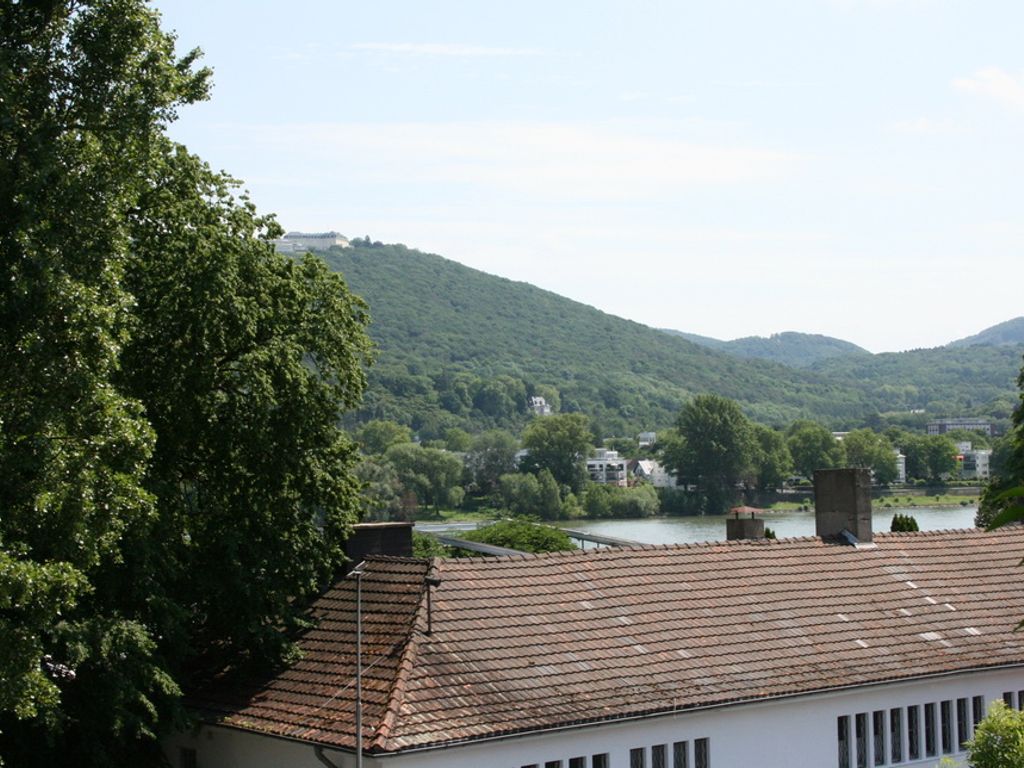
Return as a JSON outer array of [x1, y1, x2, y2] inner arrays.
[[663, 328, 869, 368], [321, 243, 880, 438], [319, 243, 1021, 439], [949, 317, 1024, 348], [811, 345, 1023, 424]]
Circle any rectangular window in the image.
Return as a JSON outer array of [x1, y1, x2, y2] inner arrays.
[[652, 744, 667, 768], [908, 705, 921, 761], [631, 748, 646, 768], [569, 760, 585, 768], [1019, 692, 1024, 711], [545, 762, 563, 768], [673, 741, 689, 768], [957, 698, 969, 749], [592, 756, 609, 768], [838, 716, 851, 768], [1003, 691, 1014, 707], [890, 708, 903, 764], [973, 696, 985, 733], [873, 710, 885, 766], [694, 738, 709, 768], [856, 713, 868, 768], [924, 703, 937, 757], [941, 700, 953, 754], [521, 765, 538, 768]]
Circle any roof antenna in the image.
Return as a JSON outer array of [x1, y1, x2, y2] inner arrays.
[[425, 573, 441, 635]]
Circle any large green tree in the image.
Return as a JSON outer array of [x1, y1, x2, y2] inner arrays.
[[842, 428, 898, 485], [1, 0, 205, 759], [751, 423, 793, 491], [465, 429, 519, 492], [1, 4, 372, 765], [521, 413, 593, 493], [786, 420, 845, 479], [978, 354, 1024, 528], [669, 394, 756, 513]]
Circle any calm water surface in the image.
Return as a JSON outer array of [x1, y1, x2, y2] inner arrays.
[[554, 506, 979, 546]]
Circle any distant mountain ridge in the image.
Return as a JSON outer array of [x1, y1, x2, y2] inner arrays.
[[317, 242, 1022, 438], [948, 317, 1024, 348], [660, 329, 869, 368]]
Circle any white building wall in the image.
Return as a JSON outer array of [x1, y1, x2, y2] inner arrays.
[[166, 666, 1024, 768]]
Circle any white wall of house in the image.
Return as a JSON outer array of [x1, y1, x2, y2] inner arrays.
[[166, 666, 1024, 768]]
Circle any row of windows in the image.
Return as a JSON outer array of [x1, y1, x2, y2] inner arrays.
[[837, 696, 985, 768], [630, 738, 709, 768], [520, 737, 709, 768], [1001, 690, 1024, 710]]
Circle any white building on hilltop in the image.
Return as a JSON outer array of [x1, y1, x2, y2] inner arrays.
[[273, 231, 350, 253]]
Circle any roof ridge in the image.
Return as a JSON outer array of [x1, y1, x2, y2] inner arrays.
[[367, 559, 437, 752]]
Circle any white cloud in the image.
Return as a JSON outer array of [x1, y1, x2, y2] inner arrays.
[[953, 67, 1024, 112], [351, 42, 542, 57]]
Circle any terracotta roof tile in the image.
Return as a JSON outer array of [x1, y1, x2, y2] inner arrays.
[[190, 527, 1024, 754]]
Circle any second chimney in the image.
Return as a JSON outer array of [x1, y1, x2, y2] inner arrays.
[[814, 468, 873, 543]]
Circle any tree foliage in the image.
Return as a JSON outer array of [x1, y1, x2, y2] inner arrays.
[[521, 413, 593, 493], [458, 520, 575, 554], [1, 3, 372, 765], [979, 354, 1024, 528], [967, 701, 1024, 768], [786, 420, 845, 479], [842, 428, 897, 485], [668, 394, 756, 513]]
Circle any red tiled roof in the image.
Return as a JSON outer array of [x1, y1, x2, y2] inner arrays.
[[189, 527, 1024, 754]]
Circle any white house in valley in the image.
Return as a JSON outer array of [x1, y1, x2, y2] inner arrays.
[[586, 448, 628, 487], [167, 472, 1024, 768]]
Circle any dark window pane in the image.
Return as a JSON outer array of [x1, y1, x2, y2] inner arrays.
[[838, 716, 851, 768], [957, 698, 969, 749], [973, 696, 985, 732], [908, 705, 921, 760], [673, 741, 689, 768], [890, 708, 903, 764], [569, 758, 585, 768], [545, 762, 563, 768], [652, 744, 667, 768], [941, 700, 953, 754], [873, 710, 885, 766], [856, 713, 868, 768], [592, 756, 609, 768], [694, 738, 709, 768], [631, 748, 645, 768], [1003, 691, 1014, 707], [1019, 692, 1024, 711], [925, 703, 937, 757]]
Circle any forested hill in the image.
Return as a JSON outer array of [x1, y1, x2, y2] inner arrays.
[[948, 317, 1024, 348], [660, 328, 869, 368], [321, 243, 879, 438]]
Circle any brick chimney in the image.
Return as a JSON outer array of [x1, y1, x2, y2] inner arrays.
[[726, 506, 766, 540], [814, 468, 873, 544]]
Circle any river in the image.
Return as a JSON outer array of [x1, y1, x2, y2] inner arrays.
[[554, 505, 980, 546]]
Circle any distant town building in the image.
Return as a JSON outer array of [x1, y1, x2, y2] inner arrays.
[[528, 396, 552, 416], [927, 417, 992, 436], [637, 431, 657, 448], [961, 448, 992, 480], [587, 448, 628, 487], [894, 450, 906, 484], [272, 231, 350, 254], [631, 459, 676, 488]]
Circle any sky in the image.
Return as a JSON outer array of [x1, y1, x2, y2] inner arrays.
[[156, 0, 1023, 353]]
